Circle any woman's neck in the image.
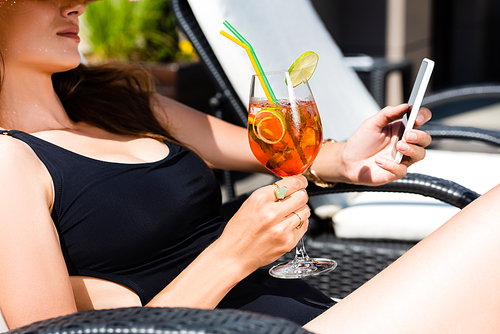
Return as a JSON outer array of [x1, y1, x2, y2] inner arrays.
[[0, 67, 75, 133]]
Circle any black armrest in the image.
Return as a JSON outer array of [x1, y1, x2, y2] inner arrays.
[[419, 84, 500, 149], [422, 84, 500, 109], [7, 307, 311, 334], [222, 173, 479, 218], [307, 172, 479, 209], [419, 123, 500, 148]]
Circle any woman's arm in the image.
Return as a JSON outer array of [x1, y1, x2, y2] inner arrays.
[[153, 96, 431, 185], [0, 137, 77, 329], [146, 175, 310, 309], [152, 94, 268, 173]]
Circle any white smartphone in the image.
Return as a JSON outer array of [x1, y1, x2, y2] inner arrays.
[[394, 58, 434, 163]]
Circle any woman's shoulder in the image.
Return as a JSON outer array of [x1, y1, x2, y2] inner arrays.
[[0, 131, 37, 159], [0, 132, 53, 210], [0, 132, 49, 179]]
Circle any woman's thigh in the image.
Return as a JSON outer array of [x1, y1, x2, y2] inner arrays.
[[305, 184, 500, 334]]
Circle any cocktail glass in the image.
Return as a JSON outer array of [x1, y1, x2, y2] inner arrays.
[[248, 70, 337, 278]]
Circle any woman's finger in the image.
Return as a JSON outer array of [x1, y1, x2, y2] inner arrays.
[[404, 129, 432, 148], [370, 104, 410, 129], [273, 188, 310, 225], [397, 141, 427, 166], [284, 205, 310, 230], [266, 175, 308, 202], [396, 128, 431, 166], [413, 107, 432, 128], [276, 205, 311, 251], [375, 156, 408, 180]]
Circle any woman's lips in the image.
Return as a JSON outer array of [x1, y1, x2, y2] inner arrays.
[[57, 32, 81, 42], [57, 27, 80, 42]]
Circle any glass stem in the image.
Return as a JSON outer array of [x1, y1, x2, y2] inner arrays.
[[294, 238, 310, 262]]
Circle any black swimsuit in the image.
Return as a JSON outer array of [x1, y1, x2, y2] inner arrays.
[[6, 130, 334, 325]]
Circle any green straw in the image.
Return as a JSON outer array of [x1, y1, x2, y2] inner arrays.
[[223, 21, 277, 103]]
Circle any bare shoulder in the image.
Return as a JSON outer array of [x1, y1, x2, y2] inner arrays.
[[0, 134, 46, 173], [0, 133, 53, 230], [0, 134, 52, 204]]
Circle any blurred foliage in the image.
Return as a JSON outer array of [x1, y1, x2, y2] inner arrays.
[[82, 0, 194, 63]]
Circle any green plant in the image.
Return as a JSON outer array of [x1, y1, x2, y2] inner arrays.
[[82, 0, 182, 63]]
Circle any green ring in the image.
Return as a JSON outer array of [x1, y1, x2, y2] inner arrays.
[[274, 185, 288, 200]]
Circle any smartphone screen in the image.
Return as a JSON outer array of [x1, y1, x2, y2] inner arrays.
[[394, 58, 434, 163]]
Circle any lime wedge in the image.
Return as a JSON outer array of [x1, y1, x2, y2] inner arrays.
[[287, 51, 319, 87], [253, 109, 286, 144]]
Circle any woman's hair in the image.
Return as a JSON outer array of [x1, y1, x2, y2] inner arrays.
[[0, 51, 4, 93], [52, 62, 182, 145], [0, 49, 184, 146]]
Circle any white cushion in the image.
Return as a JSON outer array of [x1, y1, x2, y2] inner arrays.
[[0, 310, 8, 333], [332, 150, 500, 240], [333, 193, 460, 240]]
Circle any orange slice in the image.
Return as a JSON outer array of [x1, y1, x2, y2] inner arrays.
[[253, 109, 286, 144]]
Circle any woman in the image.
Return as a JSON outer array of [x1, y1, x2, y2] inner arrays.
[[4, 1, 497, 334]]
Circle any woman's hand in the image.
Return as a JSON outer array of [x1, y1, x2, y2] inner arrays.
[[217, 175, 310, 273], [342, 104, 432, 185], [311, 104, 432, 186], [148, 176, 310, 309]]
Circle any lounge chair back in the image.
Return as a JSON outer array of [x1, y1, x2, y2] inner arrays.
[[182, 0, 380, 140]]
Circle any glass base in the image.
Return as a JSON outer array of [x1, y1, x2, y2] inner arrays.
[[269, 258, 337, 279]]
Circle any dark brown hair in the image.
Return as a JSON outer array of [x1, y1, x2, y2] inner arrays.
[[0, 51, 4, 92], [52, 62, 181, 145]]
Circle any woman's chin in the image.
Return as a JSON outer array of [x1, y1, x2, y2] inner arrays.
[[18, 51, 83, 74], [58, 53, 85, 70], [62, 60, 84, 71], [43, 57, 83, 74]]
